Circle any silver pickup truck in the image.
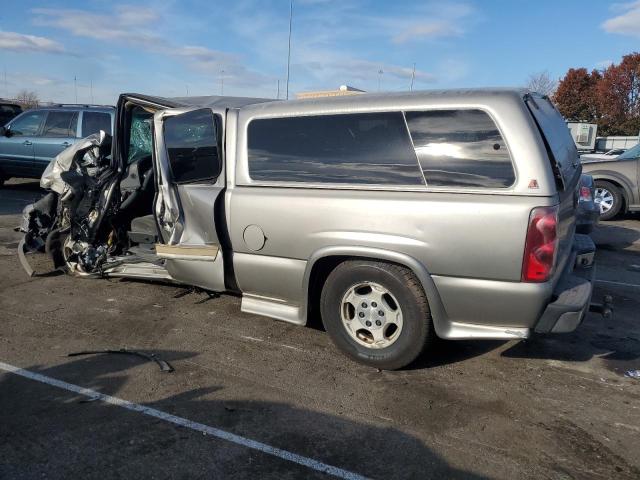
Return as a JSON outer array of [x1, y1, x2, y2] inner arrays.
[[20, 89, 607, 369]]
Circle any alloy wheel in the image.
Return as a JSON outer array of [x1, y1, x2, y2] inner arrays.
[[594, 187, 614, 215], [340, 281, 403, 349]]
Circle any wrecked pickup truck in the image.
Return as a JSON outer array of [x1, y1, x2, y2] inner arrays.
[[19, 90, 610, 370]]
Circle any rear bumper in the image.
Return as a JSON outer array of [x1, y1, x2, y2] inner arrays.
[[534, 234, 596, 333]]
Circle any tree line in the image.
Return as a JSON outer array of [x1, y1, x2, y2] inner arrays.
[[553, 52, 640, 136]]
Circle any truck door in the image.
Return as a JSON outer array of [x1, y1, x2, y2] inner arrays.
[[152, 107, 227, 292]]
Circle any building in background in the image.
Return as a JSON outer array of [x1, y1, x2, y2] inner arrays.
[[567, 121, 598, 152]]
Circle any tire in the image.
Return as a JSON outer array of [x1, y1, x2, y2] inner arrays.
[[594, 180, 623, 221], [45, 228, 71, 273], [320, 260, 434, 370]]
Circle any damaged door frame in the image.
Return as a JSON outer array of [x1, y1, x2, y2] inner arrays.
[[150, 106, 228, 292]]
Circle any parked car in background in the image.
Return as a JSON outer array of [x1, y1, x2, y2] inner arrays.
[[0, 102, 23, 126], [581, 143, 640, 220], [0, 104, 114, 186], [580, 148, 626, 162], [576, 174, 598, 234], [20, 89, 604, 370]]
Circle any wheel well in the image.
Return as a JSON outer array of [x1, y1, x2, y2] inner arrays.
[[595, 178, 628, 212], [306, 255, 427, 329], [306, 256, 349, 329]]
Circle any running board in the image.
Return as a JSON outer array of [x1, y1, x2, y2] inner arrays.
[[103, 261, 176, 282], [241, 294, 305, 326], [155, 243, 219, 262]]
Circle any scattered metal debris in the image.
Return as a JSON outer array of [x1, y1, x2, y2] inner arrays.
[[173, 286, 220, 304], [78, 396, 100, 403], [624, 370, 640, 379], [68, 349, 174, 373]]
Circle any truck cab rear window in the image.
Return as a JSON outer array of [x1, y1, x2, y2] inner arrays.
[[247, 112, 425, 185], [405, 109, 515, 188]]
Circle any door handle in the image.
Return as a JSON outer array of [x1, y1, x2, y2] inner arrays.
[[61, 142, 71, 147], [22, 140, 32, 146]]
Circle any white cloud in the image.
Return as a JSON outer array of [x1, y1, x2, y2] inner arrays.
[[392, 21, 463, 44], [227, 1, 457, 92], [0, 30, 65, 54], [31, 5, 274, 90], [32, 7, 159, 46], [602, 1, 640, 37]]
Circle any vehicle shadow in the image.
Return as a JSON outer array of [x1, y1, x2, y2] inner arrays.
[[409, 339, 506, 370], [0, 178, 43, 215], [500, 313, 640, 373], [591, 220, 640, 251], [0, 352, 487, 479]]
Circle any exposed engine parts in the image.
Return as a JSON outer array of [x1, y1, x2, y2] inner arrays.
[[18, 131, 119, 277]]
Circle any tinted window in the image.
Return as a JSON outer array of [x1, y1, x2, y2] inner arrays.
[[42, 111, 78, 137], [82, 111, 112, 136], [405, 110, 515, 188], [525, 96, 577, 184], [0, 105, 20, 114], [164, 109, 220, 184], [8, 111, 46, 136], [248, 112, 424, 185]]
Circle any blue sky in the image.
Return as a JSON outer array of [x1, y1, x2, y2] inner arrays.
[[0, 0, 639, 104]]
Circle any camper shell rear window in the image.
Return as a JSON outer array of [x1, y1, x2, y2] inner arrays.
[[525, 94, 579, 189]]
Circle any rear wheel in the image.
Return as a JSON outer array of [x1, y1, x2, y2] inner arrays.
[[320, 260, 434, 370], [594, 180, 622, 221]]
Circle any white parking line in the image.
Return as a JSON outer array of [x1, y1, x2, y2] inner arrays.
[[596, 279, 640, 288], [0, 361, 369, 480]]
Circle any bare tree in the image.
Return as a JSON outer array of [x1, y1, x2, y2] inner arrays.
[[15, 90, 40, 109], [526, 71, 557, 97]]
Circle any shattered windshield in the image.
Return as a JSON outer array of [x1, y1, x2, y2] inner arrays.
[[127, 107, 153, 165]]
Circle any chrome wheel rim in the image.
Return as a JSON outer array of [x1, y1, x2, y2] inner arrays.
[[594, 187, 614, 214], [340, 282, 403, 349]]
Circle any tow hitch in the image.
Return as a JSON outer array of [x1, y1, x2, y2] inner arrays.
[[589, 295, 613, 319]]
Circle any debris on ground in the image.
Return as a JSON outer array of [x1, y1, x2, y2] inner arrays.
[[173, 286, 220, 304], [67, 349, 174, 372], [624, 370, 640, 379]]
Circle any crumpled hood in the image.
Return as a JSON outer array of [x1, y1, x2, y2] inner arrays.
[[40, 133, 106, 194]]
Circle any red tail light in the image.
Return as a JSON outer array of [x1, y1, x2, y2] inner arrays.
[[579, 186, 592, 202], [522, 206, 559, 282]]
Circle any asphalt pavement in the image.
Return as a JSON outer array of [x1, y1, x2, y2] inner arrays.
[[1, 178, 639, 479]]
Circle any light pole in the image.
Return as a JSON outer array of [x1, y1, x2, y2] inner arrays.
[[285, 0, 293, 100], [220, 69, 225, 95], [377, 69, 383, 92], [410, 63, 416, 91]]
